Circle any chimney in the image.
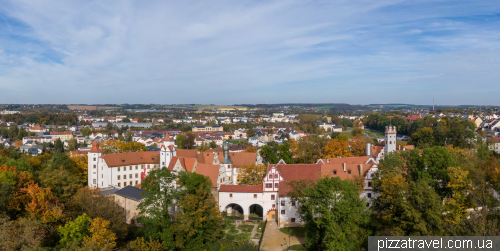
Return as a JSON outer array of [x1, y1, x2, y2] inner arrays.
[[359, 163, 363, 175], [343, 163, 346, 172], [327, 159, 330, 163], [366, 143, 372, 156]]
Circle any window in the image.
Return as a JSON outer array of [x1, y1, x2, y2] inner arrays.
[[271, 195, 275, 200], [371, 173, 374, 178], [333, 169, 336, 175], [93, 165, 96, 169], [281, 201, 285, 206], [366, 203, 370, 207], [135, 166, 138, 170], [129, 174, 132, 179], [254, 194, 257, 198], [117, 176, 121, 180], [130, 181, 133, 186], [281, 210, 285, 215], [93, 158, 96, 161], [129, 166, 132, 170], [291, 218, 296, 223], [367, 193, 372, 198], [275, 183, 279, 188], [162, 162, 165, 166], [368, 182, 372, 187], [269, 174, 272, 179], [229, 193, 233, 198], [265, 183, 272, 188], [118, 183, 121, 187], [135, 181, 138, 185], [123, 175, 127, 180], [135, 174, 138, 178], [118, 167, 121, 171], [348, 169, 351, 174], [291, 201, 296, 206], [147, 165, 150, 169], [272, 204, 275, 208], [93, 179, 96, 184], [274, 174, 278, 178]]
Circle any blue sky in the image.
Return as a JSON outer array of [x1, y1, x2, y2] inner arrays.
[[0, 0, 499, 105]]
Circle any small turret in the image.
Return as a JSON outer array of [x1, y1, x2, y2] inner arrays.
[[222, 141, 232, 164]]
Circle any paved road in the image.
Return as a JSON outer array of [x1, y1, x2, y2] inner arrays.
[[260, 221, 305, 251]]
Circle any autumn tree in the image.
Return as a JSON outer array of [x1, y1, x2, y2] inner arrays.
[[290, 136, 329, 164], [39, 167, 83, 203], [99, 140, 148, 154], [238, 164, 267, 185], [79, 217, 117, 251], [128, 237, 164, 251], [0, 215, 45, 250], [443, 166, 473, 225], [243, 144, 257, 153], [324, 139, 352, 158], [351, 127, 364, 137], [350, 136, 373, 156], [66, 188, 129, 242]]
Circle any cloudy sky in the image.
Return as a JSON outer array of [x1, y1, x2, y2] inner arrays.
[[0, 0, 499, 105]]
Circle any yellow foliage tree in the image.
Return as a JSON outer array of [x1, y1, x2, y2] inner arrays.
[[373, 175, 408, 221], [129, 237, 164, 251], [99, 140, 148, 154], [238, 164, 267, 185], [68, 153, 88, 183], [350, 136, 373, 156], [21, 183, 67, 224], [444, 166, 472, 225], [324, 139, 352, 158], [80, 217, 117, 251], [243, 144, 257, 153]]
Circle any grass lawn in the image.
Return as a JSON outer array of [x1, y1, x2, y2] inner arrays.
[[365, 129, 384, 139], [235, 233, 251, 241], [238, 224, 254, 233], [253, 233, 261, 239], [289, 244, 307, 250], [257, 221, 265, 232], [279, 227, 306, 238], [228, 139, 247, 144], [227, 229, 239, 235], [224, 223, 236, 230]]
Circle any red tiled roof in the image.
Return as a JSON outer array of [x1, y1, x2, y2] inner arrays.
[[101, 151, 159, 167], [196, 163, 220, 187], [176, 149, 199, 158], [90, 141, 102, 153], [219, 185, 262, 193]]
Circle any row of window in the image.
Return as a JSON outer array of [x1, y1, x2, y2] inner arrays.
[[268, 174, 279, 179], [117, 181, 139, 187], [117, 165, 157, 171], [117, 173, 141, 180], [265, 183, 279, 188], [281, 200, 296, 206]]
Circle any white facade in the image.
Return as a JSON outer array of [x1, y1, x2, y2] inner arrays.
[[384, 126, 397, 155]]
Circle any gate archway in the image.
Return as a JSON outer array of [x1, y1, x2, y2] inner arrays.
[[224, 203, 244, 219], [248, 204, 263, 220]]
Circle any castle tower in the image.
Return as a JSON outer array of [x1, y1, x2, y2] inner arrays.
[[384, 126, 397, 155], [88, 141, 103, 188], [160, 144, 176, 168], [222, 141, 236, 184]]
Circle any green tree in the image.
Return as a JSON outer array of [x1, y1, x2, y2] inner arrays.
[[246, 128, 256, 138], [54, 138, 64, 154], [7, 125, 18, 140], [409, 127, 434, 148], [290, 177, 370, 250], [176, 134, 186, 149], [80, 127, 92, 137], [0, 216, 45, 251], [351, 128, 364, 137], [68, 138, 78, 151], [58, 213, 91, 246], [124, 130, 132, 142], [173, 172, 222, 250], [184, 132, 196, 149], [259, 145, 278, 164], [277, 141, 294, 164], [336, 134, 349, 141], [122, 117, 131, 123], [137, 168, 177, 250], [209, 141, 217, 149], [39, 167, 83, 203]]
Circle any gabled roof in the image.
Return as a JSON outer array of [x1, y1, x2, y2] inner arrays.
[[101, 151, 159, 167], [195, 163, 220, 187]]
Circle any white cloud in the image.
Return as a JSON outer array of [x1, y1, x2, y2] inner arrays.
[[0, 0, 499, 104]]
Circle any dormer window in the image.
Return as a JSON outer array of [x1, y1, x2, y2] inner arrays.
[[348, 169, 351, 174], [333, 169, 337, 175]]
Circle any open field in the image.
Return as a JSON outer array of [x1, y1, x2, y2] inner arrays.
[[67, 105, 120, 110]]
